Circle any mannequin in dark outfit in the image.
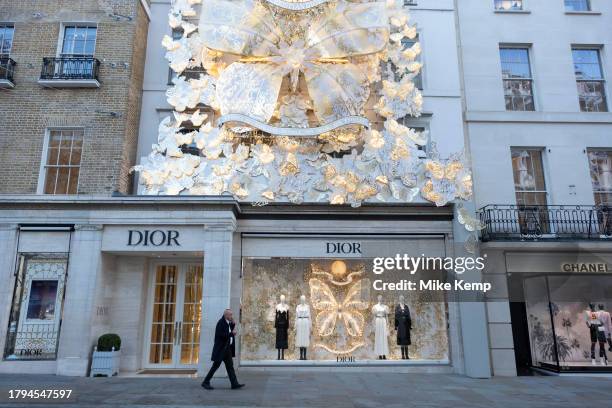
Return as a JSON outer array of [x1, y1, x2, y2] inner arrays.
[[586, 302, 608, 365], [395, 294, 412, 359], [275, 295, 289, 360]]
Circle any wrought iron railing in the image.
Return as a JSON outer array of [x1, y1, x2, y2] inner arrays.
[[478, 204, 612, 241], [40, 56, 100, 81], [0, 57, 16, 83], [3, 323, 60, 360]]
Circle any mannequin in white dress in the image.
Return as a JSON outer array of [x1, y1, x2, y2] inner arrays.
[[372, 295, 390, 359], [275, 295, 289, 360], [295, 295, 311, 360]]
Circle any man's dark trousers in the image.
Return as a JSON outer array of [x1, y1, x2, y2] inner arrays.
[[203, 345, 238, 386]]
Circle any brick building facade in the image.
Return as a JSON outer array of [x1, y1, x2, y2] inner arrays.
[[0, 0, 149, 195]]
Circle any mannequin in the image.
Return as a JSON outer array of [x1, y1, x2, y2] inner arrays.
[[597, 304, 612, 353], [394, 294, 412, 359], [372, 295, 390, 359], [585, 303, 608, 365], [275, 295, 289, 360], [295, 295, 311, 360]]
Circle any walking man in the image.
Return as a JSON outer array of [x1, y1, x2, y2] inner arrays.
[[201, 309, 245, 390]]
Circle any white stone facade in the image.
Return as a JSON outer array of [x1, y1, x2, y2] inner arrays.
[[456, 0, 612, 376], [0, 196, 491, 377]]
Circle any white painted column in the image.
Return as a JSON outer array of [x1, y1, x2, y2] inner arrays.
[[197, 221, 236, 377], [452, 203, 492, 378], [0, 224, 19, 358], [56, 224, 103, 376]]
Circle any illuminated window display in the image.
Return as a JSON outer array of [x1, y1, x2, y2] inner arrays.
[[4, 254, 67, 360], [240, 258, 448, 362], [523, 275, 612, 372]]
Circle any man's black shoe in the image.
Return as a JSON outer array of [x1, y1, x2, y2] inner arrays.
[[231, 384, 245, 390], [201, 382, 214, 390]]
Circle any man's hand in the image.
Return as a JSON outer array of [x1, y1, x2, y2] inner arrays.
[[231, 329, 237, 335]]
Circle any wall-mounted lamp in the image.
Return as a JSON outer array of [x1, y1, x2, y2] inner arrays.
[[95, 110, 122, 118], [108, 13, 133, 21]]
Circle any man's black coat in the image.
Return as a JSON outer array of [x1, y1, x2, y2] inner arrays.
[[211, 317, 236, 362]]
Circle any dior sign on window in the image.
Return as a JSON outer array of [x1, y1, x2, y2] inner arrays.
[[127, 230, 180, 247]]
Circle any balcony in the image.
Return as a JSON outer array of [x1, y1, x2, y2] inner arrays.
[[0, 57, 16, 88], [38, 56, 100, 88], [478, 204, 612, 242]]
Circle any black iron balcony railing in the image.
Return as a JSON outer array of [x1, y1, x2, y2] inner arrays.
[[0, 57, 16, 83], [478, 204, 612, 241], [40, 56, 100, 81]]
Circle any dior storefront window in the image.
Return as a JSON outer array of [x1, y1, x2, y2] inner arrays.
[[3, 254, 68, 360], [240, 256, 449, 363]]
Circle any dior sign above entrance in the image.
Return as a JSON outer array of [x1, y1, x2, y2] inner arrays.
[[127, 230, 180, 247]]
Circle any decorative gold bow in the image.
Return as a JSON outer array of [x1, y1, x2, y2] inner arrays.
[[199, 0, 389, 125]]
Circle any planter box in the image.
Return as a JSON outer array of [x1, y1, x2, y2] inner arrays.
[[90, 347, 121, 377]]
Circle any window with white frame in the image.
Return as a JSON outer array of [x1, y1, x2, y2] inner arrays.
[[500, 47, 535, 111], [511, 148, 550, 233], [61, 25, 97, 56], [0, 24, 14, 56], [572, 48, 608, 112], [511, 148, 547, 206], [565, 0, 590, 11], [401, 35, 422, 90], [588, 150, 612, 206], [494, 0, 524, 11], [41, 129, 84, 195]]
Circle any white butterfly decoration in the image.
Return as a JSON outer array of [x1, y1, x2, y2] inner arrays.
[[375, 78, 422, 119], [384, 118, 427, 146], [174, 109, 208, 127], [170, 0, 201, 18], [166, 77, 199, 112], [162, 35, 192, 74], [457, 206, 485, 232], [309, 278, 369, 338], [194, 123, 223, 158]]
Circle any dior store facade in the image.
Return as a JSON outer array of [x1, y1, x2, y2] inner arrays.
[[0, 196, 490, 378]]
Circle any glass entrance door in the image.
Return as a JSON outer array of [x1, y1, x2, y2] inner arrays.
[[145, 263, 202, 369]]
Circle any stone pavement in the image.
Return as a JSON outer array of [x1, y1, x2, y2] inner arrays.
[[1, 371, 611, 408]]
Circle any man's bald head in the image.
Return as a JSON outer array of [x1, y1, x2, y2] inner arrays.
[[223, 309, 233, 321]]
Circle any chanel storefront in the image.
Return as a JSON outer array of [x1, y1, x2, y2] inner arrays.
[[0, 196, 490, 377], [481, 245, 612, 375]]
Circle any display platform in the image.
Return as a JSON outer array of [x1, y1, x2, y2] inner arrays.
[[240, 359, 449, 367], [540, 361, 612, 373]]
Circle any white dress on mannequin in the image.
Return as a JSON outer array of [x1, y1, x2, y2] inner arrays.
[[295, 304, 311, 348], [372, 303, 390, 356]]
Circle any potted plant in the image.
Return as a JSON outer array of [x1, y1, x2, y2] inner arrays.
[[90, 333, 121, 377]]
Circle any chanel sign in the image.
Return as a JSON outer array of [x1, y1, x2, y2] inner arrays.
[[561, 263, 611, 273]]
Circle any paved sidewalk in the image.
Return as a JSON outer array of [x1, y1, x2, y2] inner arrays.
[[1, 371, 611, 408]]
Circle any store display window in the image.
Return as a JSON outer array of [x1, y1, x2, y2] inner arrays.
[[3, 254, 68, 360], [523, 274, 612, 372], [240, 258, 449, 363]]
